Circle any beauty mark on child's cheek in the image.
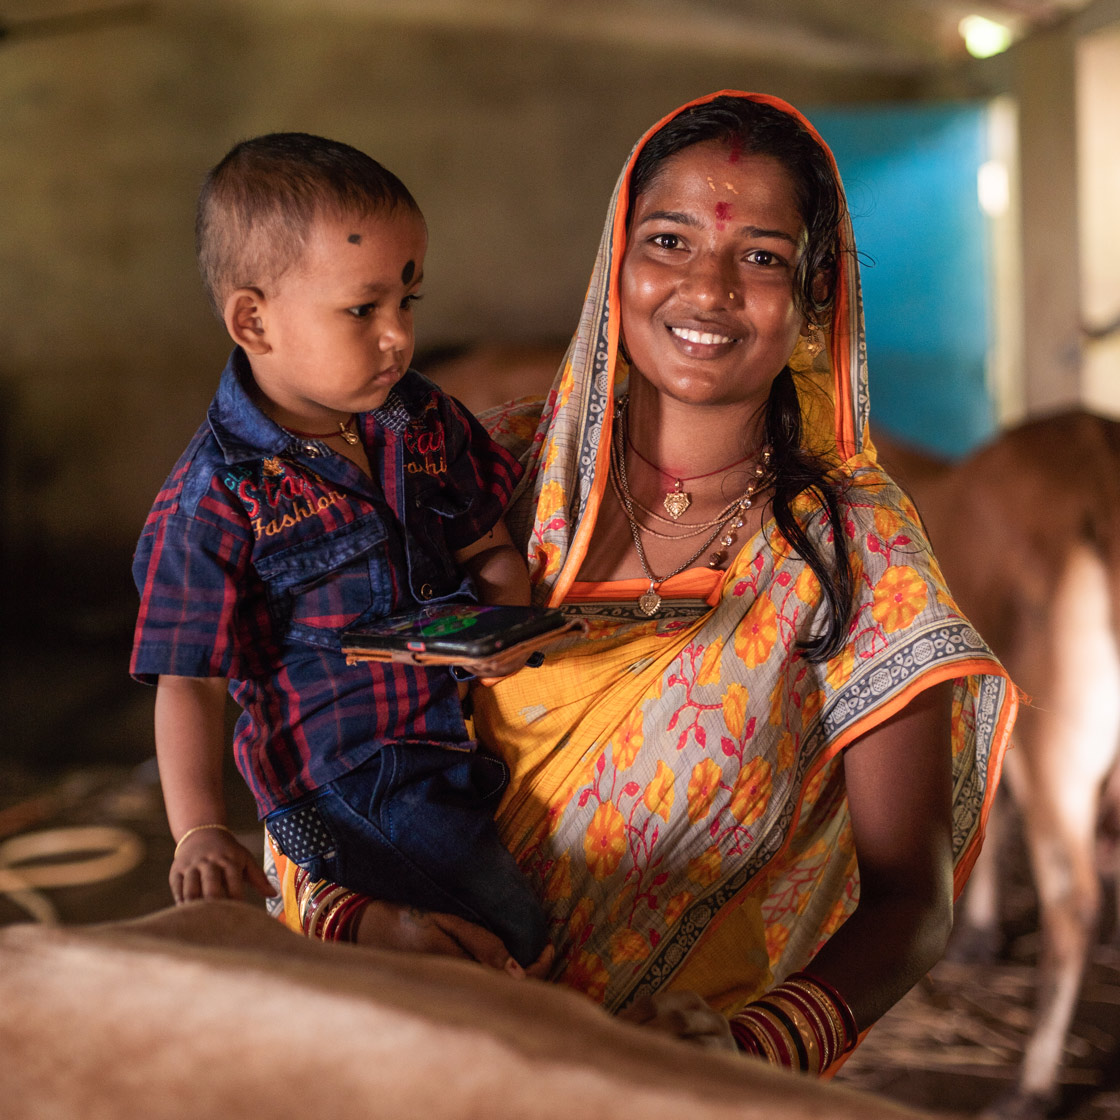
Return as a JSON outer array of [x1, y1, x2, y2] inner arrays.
[[401, 259, 415, 284], [347, 233, 362, 244]]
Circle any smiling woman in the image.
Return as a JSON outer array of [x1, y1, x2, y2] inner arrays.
[[269, 92, 1017, 1080]]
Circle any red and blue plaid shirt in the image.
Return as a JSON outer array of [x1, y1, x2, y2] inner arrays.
[[131, 350, 522, 816]]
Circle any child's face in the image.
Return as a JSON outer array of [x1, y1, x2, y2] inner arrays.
[[251, 208, 427, 425]]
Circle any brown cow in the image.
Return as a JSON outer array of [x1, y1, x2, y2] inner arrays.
[[0, 900, 930, 1120], [878, 412, 1120, 1120]]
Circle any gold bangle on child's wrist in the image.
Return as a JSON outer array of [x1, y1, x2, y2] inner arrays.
[[174, 823, 236, 857]]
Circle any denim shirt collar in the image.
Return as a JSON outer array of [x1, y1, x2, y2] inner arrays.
[[207, 348, 312, 464]]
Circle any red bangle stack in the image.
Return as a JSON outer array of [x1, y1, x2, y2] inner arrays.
[[293, 867, 368, 943], [729, 970, 858, 1075]]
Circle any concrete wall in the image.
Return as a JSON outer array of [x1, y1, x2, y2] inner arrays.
[[0, 1, 915, 607]]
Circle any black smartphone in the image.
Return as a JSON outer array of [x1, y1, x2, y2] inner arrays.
[[342, 602, 578, 663]]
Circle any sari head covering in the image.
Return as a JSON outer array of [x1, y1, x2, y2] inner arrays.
[[475, 91, 1016, 1015]]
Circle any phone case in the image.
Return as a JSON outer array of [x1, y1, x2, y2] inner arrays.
[[342, 603, 582, 665]]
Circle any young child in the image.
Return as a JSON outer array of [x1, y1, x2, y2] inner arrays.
[[130, 132, 548, 967]]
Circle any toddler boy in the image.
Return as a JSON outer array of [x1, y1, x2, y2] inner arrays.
[[131, 132, 547, 966]]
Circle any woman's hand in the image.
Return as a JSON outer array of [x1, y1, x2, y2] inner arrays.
[[618, 990, 737, 1052], [171, 828, 276, 903], [355, 899, 555, 979]]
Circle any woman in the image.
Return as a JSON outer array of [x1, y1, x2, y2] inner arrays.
[[269, 91, 1015, 1074]]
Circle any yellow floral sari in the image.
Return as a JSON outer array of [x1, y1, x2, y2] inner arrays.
[[470, 91, 1016, 1016]]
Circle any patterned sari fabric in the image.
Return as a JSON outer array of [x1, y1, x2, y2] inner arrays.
[[470, 91, 1016, 1017], [271, 91, 1015, 1028]]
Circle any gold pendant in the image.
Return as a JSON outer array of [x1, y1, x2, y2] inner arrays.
[[663, 481, 691, 520], [638, 587, 662, 616], [339, 424, 359, 446]]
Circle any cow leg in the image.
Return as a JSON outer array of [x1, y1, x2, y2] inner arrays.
[[984, 544, 1120, 1119]]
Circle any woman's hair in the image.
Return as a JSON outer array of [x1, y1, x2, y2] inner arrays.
[[196, 132, 421, 317], [628, 95, 853, 662]]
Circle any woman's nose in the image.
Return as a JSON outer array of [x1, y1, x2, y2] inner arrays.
[[680, 253, 735, 308]]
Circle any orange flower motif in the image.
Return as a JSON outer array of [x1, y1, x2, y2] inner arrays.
[[873, 504, 904, 545], [765, 920, 791, 962], [610, 710, 643, 771], [794, 565, 820, 605], [722, 682, 749, 737], [530, 542, 562, 583], [687, 758, 725, 823], [610, 928, 649, 963], [583, 801, 627, 880], [664, 890, 694, 925], [696, 638, 724, 686], [544, 851, 573, 901], [688, 845, 723, 887], [734, 596, 779, 668], [567, 896, 595, 940], [872, 564, 928, 633], [561, 950, 610, 1002], [825, 645, 855, 690], [642, 760, 676, 821], [538, 478, 565, 520], [729, 756, 772, 826]]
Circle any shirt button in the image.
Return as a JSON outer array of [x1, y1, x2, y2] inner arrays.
[[302, 443, 321, 457], [419, 583, 434, 599]]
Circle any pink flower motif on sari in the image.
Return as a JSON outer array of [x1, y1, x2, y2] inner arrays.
[[872, 565, 929, 633]]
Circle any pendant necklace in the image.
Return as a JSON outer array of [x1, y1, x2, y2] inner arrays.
[[626, 415, 753, 519], [612, 396, 772, 617], [283, 416, 360, 446]]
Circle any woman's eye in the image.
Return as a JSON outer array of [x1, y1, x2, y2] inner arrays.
[[650, 233, 682, 250], [347, 303, 376, 319], [746, 249, 784, 268]]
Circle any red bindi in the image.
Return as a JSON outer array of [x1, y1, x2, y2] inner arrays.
[[727, 136, 742, 164], [714, 201, 733, 229]]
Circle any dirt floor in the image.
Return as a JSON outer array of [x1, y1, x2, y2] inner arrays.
[[3, 600, 1119, 1119]]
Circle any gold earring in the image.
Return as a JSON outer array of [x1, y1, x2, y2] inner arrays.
[[803, 323, 824, 357]]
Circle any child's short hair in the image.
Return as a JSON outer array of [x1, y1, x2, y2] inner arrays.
[[196, 132, 421, 316]]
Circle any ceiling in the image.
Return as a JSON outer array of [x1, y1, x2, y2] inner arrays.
[[0, 0, 1115, 77]]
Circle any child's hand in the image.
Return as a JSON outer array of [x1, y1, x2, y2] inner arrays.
[[618, 990, 736, 1052], [170, 827, 277, 904]]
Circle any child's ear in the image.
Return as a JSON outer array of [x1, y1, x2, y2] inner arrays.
[[224, 288, 270, 354]]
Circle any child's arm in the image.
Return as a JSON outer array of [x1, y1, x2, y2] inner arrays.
[[154, 674, 275, 903], [453, 518, 530, 607]]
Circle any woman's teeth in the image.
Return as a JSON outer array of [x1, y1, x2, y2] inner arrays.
[[671, 326, 735, 345]]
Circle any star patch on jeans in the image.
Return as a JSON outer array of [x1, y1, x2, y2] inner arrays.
[[266, 802, 337, 864]]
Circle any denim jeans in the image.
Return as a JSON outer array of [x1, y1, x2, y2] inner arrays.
[[265, 743, 548, 966]]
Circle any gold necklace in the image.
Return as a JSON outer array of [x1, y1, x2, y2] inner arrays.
[[613, 398, 772, 616]]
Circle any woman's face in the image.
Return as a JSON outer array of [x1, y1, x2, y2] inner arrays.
[[620, 140, 809, 411]]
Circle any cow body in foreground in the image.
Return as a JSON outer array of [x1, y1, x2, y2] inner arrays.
[[0, 901, 929, 1120]]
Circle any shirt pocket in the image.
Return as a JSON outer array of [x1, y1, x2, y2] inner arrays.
[[403, 480, 476, 604], [253, 512, 392, 648]]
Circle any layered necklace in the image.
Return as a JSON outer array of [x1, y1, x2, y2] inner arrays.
[[611, 396, 772, 617]]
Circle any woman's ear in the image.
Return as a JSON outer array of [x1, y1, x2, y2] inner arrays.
[[223, 288, 270, 354]]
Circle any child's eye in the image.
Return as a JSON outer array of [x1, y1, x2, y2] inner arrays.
[[347, 303, 376, 319], [401, 292, 423, 311]]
